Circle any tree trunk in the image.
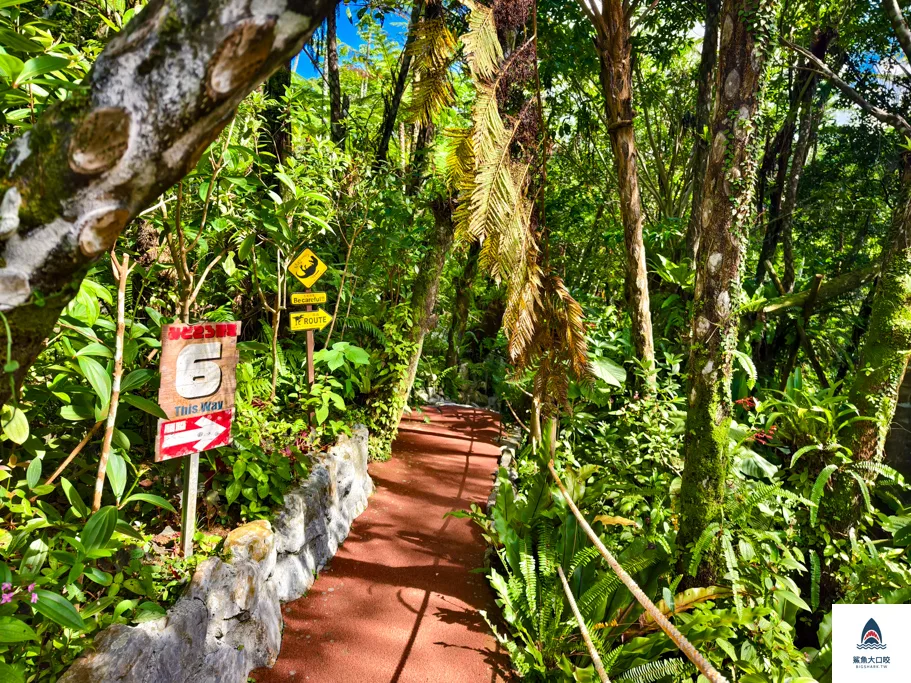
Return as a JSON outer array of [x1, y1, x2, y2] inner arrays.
[[685, 0, 721, 265], [368, 200, 455, 459], [590, 0, 655, 377], [446, 241, 480, 369], [375, 0, 424, 164], [0, 0, 338, 407], [327, 7, 346, 144], [846, 152, 911, 462], [678, 0, 768, 582], [754, 28, 832, 286]]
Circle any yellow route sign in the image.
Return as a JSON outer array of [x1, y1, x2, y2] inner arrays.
[[291, 291, 327, 305], [290, 308, 332, 332], [288, 248, 327, 288]]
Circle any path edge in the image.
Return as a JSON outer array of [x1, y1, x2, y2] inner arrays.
[[59, 426, 375, 683]]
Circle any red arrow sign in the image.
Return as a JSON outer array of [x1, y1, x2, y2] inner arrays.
[[156, 409, 233, 461]]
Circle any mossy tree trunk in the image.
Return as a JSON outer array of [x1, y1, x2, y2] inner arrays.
[[0, 0, 338, 406], [846, 152, 911, 462], [678, 0, 768, 582], [368, 201, 455, 459], [585, 0, 655, 379]]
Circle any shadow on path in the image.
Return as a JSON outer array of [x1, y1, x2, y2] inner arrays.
[[252, 405, 513, 683]]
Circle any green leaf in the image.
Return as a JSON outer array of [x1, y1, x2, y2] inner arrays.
[[315, 404, 329, 425], [120, 369, 153, 393], [16, 55, 70, 85], [61, 477, 90, 518], [121, 493, 176, 514], [775, 589, 811, 612], [732, 349, 757, 390], [81, 506, 118, 552], [26, 456, 42, 489], [893, 521, 911, 546], [75, 342, 113, 359], [19, 538, 48, 576], [114, 519, 144, 542], [0, 52, 23, 80], [238, 233, 255, 261], [789, 443, 821, 468], [226, 479, 241, 505], [343, 344, 370, 365], [121, 394, 167, 419], [590, 356, 626, 387], [0, 617, 37, 643], [84, 566, 113, 586], [32, 589, 85, 631], [810, 465, 838, 526], [1, 404, 29, 444], [77, 356, 112, 409], [107, 452, 127, 501], [0, 663, 23, 683]]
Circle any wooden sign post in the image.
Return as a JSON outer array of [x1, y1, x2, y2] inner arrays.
[[156, 321, 241, 557], [288, 248, 331, 403]]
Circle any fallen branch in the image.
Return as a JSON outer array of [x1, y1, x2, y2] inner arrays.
[[44, 420, 102, 486], [548, 460, 728, 683]]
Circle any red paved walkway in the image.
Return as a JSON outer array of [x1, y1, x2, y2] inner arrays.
[[254, 405, 513, 683]]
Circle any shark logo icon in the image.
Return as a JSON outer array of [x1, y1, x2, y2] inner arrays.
[[857, 618, 887, 650]]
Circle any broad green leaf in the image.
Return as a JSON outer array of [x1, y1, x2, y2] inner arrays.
[[61, 477, 90, 518], [107, 452, 126, 501], [19, 537, 48, 576], [238, 233, 255, 261], [77, 356, 112, 408], [590, 357, 626, 388], [0, 616, 37, 643], [775, 589, 810, 612], [0, 663, 23, 683], [114, 519, 144, 542], [84, 566, 113, 586], [75, 343, 113, 359], [121, 394, 167, 419], [120, 369, 153, 393], [1, 404, 29, 444], [121, 493, 176, 514], [32, 589, 85, 631], [26, 456, 41, 489], [81, 506, 118, 552]]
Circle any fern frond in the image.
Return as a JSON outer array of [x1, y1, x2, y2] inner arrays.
[[688, 522, 720, 576], [810, 549, 820, 611], [462, 0, 503, 79], [810, 464, 838, 525], [406, 17, 457, 125], [615, 659, 695, 683]]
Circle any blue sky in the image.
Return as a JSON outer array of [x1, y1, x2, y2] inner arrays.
[[292, 5, 408, 79]]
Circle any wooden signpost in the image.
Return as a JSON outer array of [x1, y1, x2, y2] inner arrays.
[[288, 248, 331, 388], [156, 321, 240, 557]]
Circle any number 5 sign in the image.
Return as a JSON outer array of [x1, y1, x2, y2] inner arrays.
[[155, 322, 241, 462]]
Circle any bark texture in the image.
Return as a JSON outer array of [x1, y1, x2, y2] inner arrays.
[[678, 0, 768, 581], [685, 0, 721, 265], [0, 0, 338, 406], [846, 152, 911, 462], [588, 0, 655, 374], [375, 0, 424, 164], [326, 6, 346, 144]]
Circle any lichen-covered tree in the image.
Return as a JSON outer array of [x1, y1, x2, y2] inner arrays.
[[685, 0, 721, 266], [578, 0, 655, 378], [677, 0, 771, 581], [0, 0, 339, 406]]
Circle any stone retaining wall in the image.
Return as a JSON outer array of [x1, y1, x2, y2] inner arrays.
[[60, 426, 374, 683]]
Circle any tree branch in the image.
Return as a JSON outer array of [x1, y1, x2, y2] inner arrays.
[[883, 0, 911, 67], [0, 0, 338, 405], [782, 38, 911, 136]]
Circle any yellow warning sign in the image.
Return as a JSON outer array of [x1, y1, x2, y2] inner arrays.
[[289, 308, 332, 332], [288, 249, 327, 288], [291, 291, 328, 306]]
